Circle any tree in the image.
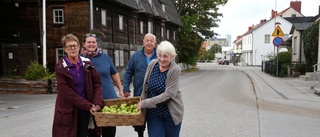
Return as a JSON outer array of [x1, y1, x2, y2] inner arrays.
[[175, 0, 228, 65], [303, 20, 319, 72]]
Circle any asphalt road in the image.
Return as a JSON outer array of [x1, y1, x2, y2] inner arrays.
[[1, 62, 320, 137]]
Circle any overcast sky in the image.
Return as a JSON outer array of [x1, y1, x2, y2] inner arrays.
[[214, 0, 320, 43]]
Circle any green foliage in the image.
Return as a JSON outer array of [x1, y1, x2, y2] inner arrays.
[[279, 63, 289, 77], [303, 20, 319, 72], [177, 24, 203, 65], [24, 61, 55, 80], [274, 52, 291, 63], [175, 0, 228, 65], [198, 46, 214, 60], [175, 0, 228, 37]]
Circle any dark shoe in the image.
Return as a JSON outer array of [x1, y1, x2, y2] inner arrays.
[[138, 131, 144, 137]]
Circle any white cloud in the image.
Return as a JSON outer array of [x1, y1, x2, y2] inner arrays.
[[214, 0, 320, 42]]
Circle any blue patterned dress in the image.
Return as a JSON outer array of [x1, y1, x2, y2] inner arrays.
[[147, 62, 171, 118]]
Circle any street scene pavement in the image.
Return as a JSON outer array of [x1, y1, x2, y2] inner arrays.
[[0, 62, 319, 137]]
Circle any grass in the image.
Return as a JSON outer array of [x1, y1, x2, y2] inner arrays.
[[182, 67, 199, 73]]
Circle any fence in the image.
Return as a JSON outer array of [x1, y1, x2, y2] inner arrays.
[[262, 61, 282, 76], [262, 61, 307, 77]]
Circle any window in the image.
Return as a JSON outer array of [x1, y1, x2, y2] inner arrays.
[[101, 9, 106, 26], [53, 9, 64, 24], [161, 27, 164, 38], [114, 50, 124, 67], [148, 21, 153, 33], [161, 3, 165, 13], [119, 15, 123, 31], [140, 21, 144, 34], [120, 50, 124, 66], [293, 36, 297, 54], [166, 29, 170, 40], [173, 31, 176, 40], [264, 34, 270, 44], [56, 48, 66, 62]]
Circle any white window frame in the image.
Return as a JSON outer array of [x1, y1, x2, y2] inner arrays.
[[53, 9, 64, 24], [101, 9, 107, 26], [161, 3, 165, 13], [114, 50, 124, 67], [119, 15, 123, 31], [293, 36, 297, 54], [148, 21, 153, 33], [161, 27, 164, 38], [56, 48, 66, 62], [140, 21, 144, 34], [120, 50, 124, 66], [264, 34, 270, 44]]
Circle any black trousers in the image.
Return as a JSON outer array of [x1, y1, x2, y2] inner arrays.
[[88, 126, 116, 137], [134, 123, 146, 137], [77, 109, 89, 137]]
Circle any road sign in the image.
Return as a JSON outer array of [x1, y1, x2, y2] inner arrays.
[[273, 37, 284, 47], [272, 26, 284, 37]]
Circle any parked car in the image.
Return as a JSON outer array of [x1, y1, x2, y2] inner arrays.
[[218, 58, 229, 65]]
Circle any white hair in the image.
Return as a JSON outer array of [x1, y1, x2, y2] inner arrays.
[[157, 41, 177, 58]]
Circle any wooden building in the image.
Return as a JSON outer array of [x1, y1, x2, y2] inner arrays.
[[0, 0, 182, 77]]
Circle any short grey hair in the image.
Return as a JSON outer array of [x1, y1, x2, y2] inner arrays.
[[157, 41, 177, 58], [144, 33, 156, 41]]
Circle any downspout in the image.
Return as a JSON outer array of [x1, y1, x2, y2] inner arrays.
[[42, 0, 46, 68], [90, 0, 93, 30], [299, 31, 302, 64]]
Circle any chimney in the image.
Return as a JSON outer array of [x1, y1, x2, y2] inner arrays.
[[248, 26, 253, 31], [260, 19, 266, 23], [271, 9, 277, 18], [290, 1, 301, 13]]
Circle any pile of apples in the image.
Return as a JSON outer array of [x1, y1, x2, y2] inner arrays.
[[101, 103, 140, 114]]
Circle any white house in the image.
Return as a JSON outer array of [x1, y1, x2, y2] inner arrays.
[[222, 47, 233, 61], [241, 1, 303, 66]]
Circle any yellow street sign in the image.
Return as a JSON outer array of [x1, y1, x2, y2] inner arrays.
[[272, 26, 284, 37]]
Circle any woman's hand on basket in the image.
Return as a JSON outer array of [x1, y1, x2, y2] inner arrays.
[[90, 105, 101, 115], [137, 101, 142, 109]]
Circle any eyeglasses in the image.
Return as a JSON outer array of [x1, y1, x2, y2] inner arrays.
[[65, 44, 79, 49], [85, 33, 96, 38]]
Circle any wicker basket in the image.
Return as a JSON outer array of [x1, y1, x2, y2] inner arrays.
[[93, 97, 146, 127]]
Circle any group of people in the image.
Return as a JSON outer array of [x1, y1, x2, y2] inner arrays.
[[52, 32, 184, 137]]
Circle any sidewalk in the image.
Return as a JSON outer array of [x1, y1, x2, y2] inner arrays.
[[231, 65, 320, 101]]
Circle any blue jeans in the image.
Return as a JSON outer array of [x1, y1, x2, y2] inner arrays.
[[146, 111, 182, 137]]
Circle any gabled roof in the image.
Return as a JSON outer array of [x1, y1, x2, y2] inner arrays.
[[284, 16, 314, 23], [284, 16, 316, 33], [137, 0, 154, 15], [277, 7, 291, 16], [152, 0, 167, 19], [114, 0, 140, 10], [291, 22, 314, 31], [162, 0, 182, 26], [115, 0, 182, 26], [242, 20, 268, 36]]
